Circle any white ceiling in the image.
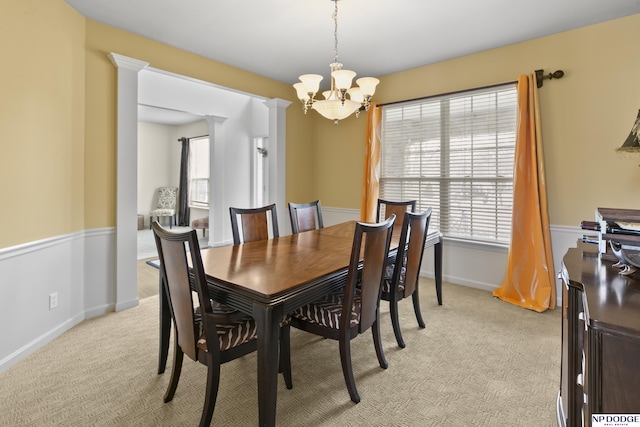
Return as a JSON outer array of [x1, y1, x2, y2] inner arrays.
[[137, 68, 257, 125], [65, 0, 640, 124]]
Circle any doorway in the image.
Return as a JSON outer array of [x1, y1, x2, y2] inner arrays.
[[111, 53, 289, 311]]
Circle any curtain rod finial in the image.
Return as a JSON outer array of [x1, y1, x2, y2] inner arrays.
[[535, 69, 565, 88]]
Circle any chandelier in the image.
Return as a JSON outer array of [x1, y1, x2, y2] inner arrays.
[[293, 0, 379, 123]]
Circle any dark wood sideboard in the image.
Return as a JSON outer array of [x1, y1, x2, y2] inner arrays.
[[558, 244, 640, 426]]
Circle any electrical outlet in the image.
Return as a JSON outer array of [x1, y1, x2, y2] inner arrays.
[[49, 292, 58, 310]]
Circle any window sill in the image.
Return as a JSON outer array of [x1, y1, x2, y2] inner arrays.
[[443, 236, 508, 253]]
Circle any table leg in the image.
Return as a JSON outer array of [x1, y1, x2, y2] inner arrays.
[[158, 269, 171, 374], [434, 236, 443, 305], [252, 303, 284, 427]]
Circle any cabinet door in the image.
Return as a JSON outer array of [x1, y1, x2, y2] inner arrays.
[[594, 331, 640, 412], [560, 277, 569, 424], [560, 267, 585, 427], [576, 295, 587, 427]]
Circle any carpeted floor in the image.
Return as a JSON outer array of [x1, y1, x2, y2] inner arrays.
[[137, 258, 161, 299], [0, 280, 561, 426], [137, 226, 209, 260]]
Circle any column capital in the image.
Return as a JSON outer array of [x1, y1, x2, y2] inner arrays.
[[264, 98, 292, 109], [203, 115, 228, 124], [108, 53, 149, 71]]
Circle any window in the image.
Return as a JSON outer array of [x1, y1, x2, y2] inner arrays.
[[189, 136, 209, 208], [380, 84, 517, 245]]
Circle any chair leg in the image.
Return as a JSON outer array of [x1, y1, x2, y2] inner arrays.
[[372, 315, 388, 369], [199, 355, 220, 427], [163, 341, 184, 403], [339, 336, 360, 404], [158, 277, 171, 374], [279, 325, 293, 389], [434, 240, 443, 305], [389, 295, 406, 348], [412, 289, 426, 328]]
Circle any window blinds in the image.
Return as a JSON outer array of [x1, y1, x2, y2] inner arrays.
[[380, 84, 517, 244]]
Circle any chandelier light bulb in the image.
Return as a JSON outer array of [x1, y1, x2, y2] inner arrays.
[[293, 83, 310, 101], [298, 74, 323, 95], [347, 87, 363, 103], [322, 90, 337, 100], [356, 77, 380, 97], [332, 69, 356, 91]]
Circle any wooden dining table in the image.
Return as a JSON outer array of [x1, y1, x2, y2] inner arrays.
[[157, 221, 398, 426]]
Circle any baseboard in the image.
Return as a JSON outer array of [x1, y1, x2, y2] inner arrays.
[[115, 298, 139, 312], [0, 312, 84, 373], [85, 303, 116, 319]]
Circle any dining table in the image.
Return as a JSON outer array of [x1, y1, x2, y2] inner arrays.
[[156, 220, 406, 426]]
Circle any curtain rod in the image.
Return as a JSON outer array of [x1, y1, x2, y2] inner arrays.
[[378, 80, 518, 107], [177, 134, 208, 142], [379, 68, 564, 107]]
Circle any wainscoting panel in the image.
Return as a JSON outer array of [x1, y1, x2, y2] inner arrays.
[[0, 228, 118, 372], [0, 215, 583, 372]]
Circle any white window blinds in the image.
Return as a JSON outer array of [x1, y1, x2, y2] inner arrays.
[[380, 84, 517, 245]]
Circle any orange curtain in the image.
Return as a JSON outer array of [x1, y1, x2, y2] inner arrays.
[[360, 103, 381, 222], [492, 74, 556, 312]]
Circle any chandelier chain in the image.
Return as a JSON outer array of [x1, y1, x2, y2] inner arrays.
[[332, 0, 339, 65]]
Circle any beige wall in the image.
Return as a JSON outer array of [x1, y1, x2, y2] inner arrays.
[[0, 0, 85, 247], [312, 14, 640, 227], [2, 0, 639, 249]]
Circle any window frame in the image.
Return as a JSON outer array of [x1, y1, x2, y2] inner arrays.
[[379, 83, 517, 246], [188, 136, 210, 209]]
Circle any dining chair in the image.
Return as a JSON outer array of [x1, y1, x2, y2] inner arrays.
[[149, 187, 178, 229], [152, 222, 292, 427], [378, 199, 444, 306], [290, 214, 396, 404], [229, 203, 279, 244], [376, 198, 416, 232], [381, 208, 432, 348], [288, 200, 324, 234]]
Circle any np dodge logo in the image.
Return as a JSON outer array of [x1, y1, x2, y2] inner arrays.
[[592, 414, 640, 427]]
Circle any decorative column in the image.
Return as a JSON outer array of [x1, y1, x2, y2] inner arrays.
[[264, 98, 291, 232], [109, 53, 148, 311], [203, 115, 228, 247]]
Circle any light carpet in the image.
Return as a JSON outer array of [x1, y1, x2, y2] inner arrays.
[[0, 281, 561, 426], [138, 226, 208, 260]]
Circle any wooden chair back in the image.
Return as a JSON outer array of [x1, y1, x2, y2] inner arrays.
[[393, 208, 432, 298], [376, 198, 416, 232], [288, 200, 324, 234], [152, 222, 219, 363], [344, 215, 396, 332], [229, 204, 279, 244]]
